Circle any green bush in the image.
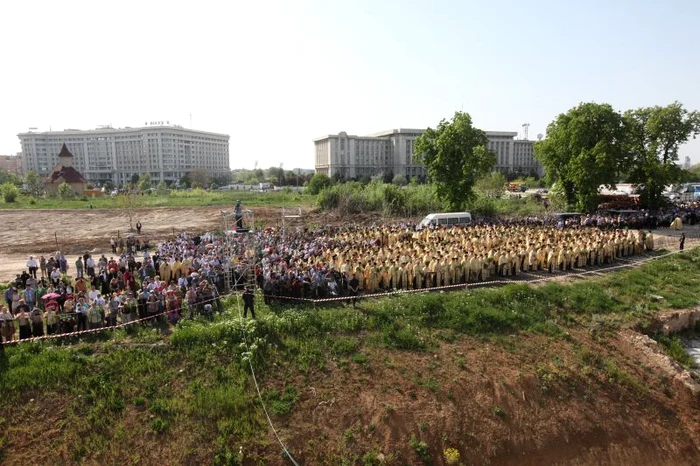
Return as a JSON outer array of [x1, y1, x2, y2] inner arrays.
[[58, 182, 73, 199], [307, 173, 333, 195], [652, 334, 695, 369], [0, 182, 19, 203], [317, 182, 442, 216]]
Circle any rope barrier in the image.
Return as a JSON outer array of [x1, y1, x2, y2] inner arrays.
[[234, 292, 301, 466]]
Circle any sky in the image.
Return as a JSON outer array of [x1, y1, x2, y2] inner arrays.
[[1, 0, 698, 170]]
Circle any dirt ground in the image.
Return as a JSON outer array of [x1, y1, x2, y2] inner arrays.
[[0, 206, 376, 283], [0, 207, 253, 282]]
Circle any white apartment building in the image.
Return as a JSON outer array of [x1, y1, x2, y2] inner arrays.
[[314, 128, 544, 180], [18, 125, 230, 186]]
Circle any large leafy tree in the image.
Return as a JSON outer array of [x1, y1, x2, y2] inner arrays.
[[24, 170, 44, 196], [624, 102, 700, 208], [414, 111, 494, 210], [0, 168, 22, 186], [189, 169, 211, 189], [535, 102, 628, 211]]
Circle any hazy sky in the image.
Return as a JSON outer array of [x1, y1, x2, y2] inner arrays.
[[1, 0, 698, 170]]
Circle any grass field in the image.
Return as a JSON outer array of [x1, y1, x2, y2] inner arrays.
[[0, 248, 698, 464]]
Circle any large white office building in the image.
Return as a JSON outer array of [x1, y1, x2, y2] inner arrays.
[[18, 124, 230, 186], [314, 128, 543, 180]]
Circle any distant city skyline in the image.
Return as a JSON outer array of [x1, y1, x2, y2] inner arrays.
[[1, 0, 698, 169]]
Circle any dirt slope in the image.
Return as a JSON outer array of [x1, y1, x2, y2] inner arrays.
[[3, 329, 698, 465], [270, 331, 700, 465]]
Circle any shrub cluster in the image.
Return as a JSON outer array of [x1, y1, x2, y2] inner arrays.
[[317, 182, 444, 216]]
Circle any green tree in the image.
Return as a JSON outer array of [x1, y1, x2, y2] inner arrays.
[[189, 169, 211, 189], [683, 164, 700, 182], [307, 173, 333, 195], [624, 102, 700, 208], [131, 173, 140, 185], [1, 182, 19, 202], [116, 192, 144, 231], [414, 111, 495, 210], [535, 102, 628, 211], [179, 172, 191, 189], [138, 173, 152, 192], [24, 170, 44, 196], [156, 181, 168, 194], [58, 182, 73, 199], [0, 168, 22, 187], [212, 173, 232, 187], [475, 171, 507, 199]]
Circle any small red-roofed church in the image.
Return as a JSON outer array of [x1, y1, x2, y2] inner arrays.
[[44, 144, 87, 196]]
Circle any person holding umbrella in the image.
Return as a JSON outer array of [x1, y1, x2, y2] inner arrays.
[[42, 291, 61, 304]]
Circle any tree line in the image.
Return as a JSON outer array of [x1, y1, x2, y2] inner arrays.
[[535, 101, 700, 211]]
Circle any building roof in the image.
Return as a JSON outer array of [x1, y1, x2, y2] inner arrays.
[[18, 125, 230, 139], [45, 165, 87, 184], [57, 143, 73, 158]]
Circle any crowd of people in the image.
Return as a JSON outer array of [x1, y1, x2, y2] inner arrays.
[[0, 236, 226, 343], [1, 202, 698, 344]]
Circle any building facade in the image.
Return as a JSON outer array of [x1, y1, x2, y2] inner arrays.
[[314, 128, 544, 180], [18, 125, 230, 186]]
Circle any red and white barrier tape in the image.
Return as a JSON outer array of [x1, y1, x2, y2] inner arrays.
[[0, 293, 229, 346]]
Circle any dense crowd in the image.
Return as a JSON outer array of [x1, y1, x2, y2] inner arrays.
[[1, 202, 697, 344], [254, 223, 655, 302], [1, 235, 225, 343]]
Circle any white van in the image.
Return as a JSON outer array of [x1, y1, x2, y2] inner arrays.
[[417, 212, 473, 230]]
